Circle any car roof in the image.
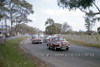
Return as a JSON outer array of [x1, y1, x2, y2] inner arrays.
[[51, 36, 63, 39]]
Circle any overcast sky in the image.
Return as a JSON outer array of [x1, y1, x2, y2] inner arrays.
[[26, 0, 100, 31]]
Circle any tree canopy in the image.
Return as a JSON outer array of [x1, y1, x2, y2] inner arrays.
[[45, 18, 71, 35], [97, 27, 100, 34], [45, 18, 57, 35], [0, 0, 34, 35], [58, 0, 100, 33], [58, 0, 95, 10]]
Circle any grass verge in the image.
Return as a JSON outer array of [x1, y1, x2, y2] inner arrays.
[[65, 39, 100, 48], [0, 37, 36, 67]]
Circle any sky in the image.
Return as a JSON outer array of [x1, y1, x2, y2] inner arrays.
[[26, 0, 100, 31]]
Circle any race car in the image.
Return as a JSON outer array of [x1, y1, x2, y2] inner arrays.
[[32, 35, 42, 44], [47, 36, 70, 51]]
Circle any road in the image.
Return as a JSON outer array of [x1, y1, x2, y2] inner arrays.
[[20, 38, 100, 67]]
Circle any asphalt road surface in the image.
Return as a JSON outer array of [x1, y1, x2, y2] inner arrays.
[[20, 38, 100, 67]]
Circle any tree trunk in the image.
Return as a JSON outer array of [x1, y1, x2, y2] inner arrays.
[[5, 17, 7, 31]]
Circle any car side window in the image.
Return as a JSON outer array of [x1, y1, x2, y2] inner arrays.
[[52, 38, 55, 42]]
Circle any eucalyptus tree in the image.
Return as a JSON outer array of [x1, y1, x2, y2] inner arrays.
[[84, 14, 95, 35], [55, 23, 62, 34], [45, 18, 55, 26], [61, 22, 71, 33], [57, 0, 100, 15], [0, 0, 5, 20], [0, 0, 8, 20], [97, 27, 100, 34], [13, 0, 33, 34], [57, 0, 100, 26], [5, 0, 33, 35], [0, 0, 9, 32], [45, 18, 57, 35], [13, 23, 38, 34]]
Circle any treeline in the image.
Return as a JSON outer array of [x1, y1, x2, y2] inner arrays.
[[45, 18, 72, 35], [0, 0, 34, 35], [44, 18, 100, 35], [13, 23, 42, 35]]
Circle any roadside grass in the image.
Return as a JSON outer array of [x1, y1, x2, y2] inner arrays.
[[63, 35, 100, 48], [0, 37, 36, 67], [66, 39, 100, 48]]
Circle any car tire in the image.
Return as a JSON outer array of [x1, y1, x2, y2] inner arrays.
[[40, 42, 42, 44], [54, 46, 57, 51], [47, 46, 50, 49], [66, 47, 69, 51]]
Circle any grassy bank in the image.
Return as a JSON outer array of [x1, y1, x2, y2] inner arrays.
[[63, 35, 100, 48], [0, 37, 36, 67]]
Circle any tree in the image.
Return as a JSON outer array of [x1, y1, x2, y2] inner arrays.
[[61, 22, 71, 33], [3, 0, 34, 35], [45, 18, 57, 35], [0, 0, 34, 36], [97, 27, 100, 34], [57, 0, 100, 25], [84, 14, 95, 35], [45, 18, 72, 35], [45, 18, 55, 26], [55, 23, 62, 34], [13, 23, 39, 34], [0, 0, 8, 20], [57, 0, 95, 10]]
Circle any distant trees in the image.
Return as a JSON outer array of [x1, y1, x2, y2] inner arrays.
[[13, 23, 41, 35], [55, 23, 62, 34], [45, 18, 57, 35], [61, 22, 71, 33], [45, 18, 72, 35]]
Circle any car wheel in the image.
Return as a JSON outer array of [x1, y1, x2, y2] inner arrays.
[[54, 46, 57, 51], [40, 42, 42, 44], [66, 47, 69, 51], [47, 46, 50, 49]]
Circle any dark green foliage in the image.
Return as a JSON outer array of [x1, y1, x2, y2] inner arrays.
[[45, 18, 57, 35], [84, 14, 95, 35], [45, 18, 71, 35], [58, 0, 95, 10], [0, 0, 34, 35], [97, 27, 100, 34]]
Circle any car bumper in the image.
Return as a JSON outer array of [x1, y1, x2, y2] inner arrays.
[[32, 41, 42, 44], [56, 46, 69, 49]]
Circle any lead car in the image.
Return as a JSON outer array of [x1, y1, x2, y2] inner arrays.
[[47, 36, 70, 51]]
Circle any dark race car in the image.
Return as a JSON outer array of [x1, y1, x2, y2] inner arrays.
[[47, 36, 70, 51]]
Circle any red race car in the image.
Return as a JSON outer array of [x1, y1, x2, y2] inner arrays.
[[47, 36, 70, 51], [32, 35, 42, 44]]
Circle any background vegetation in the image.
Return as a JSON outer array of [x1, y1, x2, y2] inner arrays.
[[63, 34, 100, 48]]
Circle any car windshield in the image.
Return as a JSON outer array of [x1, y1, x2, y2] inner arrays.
[[59, 37, 64, 41], [54, 37, 64, 41], [33, 36, 38, 39]]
